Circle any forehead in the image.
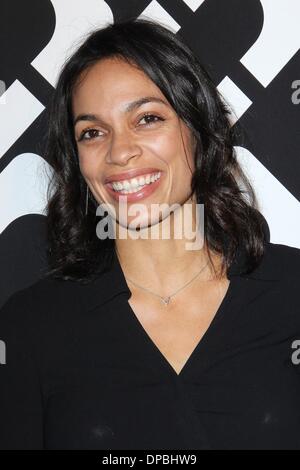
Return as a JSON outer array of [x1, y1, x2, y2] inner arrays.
[[72, 57, 167, 112]]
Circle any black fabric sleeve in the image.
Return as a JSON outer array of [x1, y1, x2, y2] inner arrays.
[[0, 291, 44, 449]]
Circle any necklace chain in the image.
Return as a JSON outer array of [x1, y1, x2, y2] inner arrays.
[[125, 259, 210, 306]]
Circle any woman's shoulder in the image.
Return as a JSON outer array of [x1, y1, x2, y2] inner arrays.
[[0, 276, 82, 341], [248, 241, 300, 283], [1, 275, 76, 309], [256, 241, 300, 319], [269, 241, 300, 279], [238, 241, 300, 321]]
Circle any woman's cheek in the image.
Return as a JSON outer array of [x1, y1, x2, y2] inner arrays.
[[78, 151, 98, 175]]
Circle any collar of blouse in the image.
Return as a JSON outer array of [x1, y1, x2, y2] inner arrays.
[[77, 217, 293, 314]]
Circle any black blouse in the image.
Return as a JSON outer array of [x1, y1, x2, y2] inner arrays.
[[0, 240, 300, 450]]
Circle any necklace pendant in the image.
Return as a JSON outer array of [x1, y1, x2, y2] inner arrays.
[[161, 296, 171, 305]]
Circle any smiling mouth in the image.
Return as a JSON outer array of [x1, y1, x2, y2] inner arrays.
[[106, 171, 161, 194]]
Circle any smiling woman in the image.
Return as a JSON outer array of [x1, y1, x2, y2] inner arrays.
[[1, 17, 300, 450], [71, 56, 199, 225], [42, 17, 268, 283]]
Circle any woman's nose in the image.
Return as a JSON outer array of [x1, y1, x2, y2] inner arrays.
[[105, 129, 142, 165]]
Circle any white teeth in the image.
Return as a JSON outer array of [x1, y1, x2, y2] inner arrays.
[[138, 176, 145, 186], [130, 178, 140, 188], [111, 171, 161, 193]]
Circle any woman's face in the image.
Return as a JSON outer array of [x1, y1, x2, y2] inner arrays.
[[72, 57, 197, 229]]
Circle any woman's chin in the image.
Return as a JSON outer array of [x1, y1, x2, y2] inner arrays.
[[115, 215, 162, 232]]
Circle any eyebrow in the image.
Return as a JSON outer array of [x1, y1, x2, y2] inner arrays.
[[73, 96, 168, 126]]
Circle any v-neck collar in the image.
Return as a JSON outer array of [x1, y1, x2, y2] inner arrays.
[[75, 218, 286, 380], [123, 268, 240, 380]]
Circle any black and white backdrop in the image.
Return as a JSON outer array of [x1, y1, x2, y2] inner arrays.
[[0, 0, 299, 308]]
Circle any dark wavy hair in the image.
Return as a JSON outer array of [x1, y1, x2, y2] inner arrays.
[[42, 16, 267, 284]]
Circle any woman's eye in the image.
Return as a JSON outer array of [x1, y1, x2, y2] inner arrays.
[[138, 114, 163, 126], [78, 114, 163, 142], [78, 129, 103, 142]]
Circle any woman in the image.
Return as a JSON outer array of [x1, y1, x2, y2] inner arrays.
[[0, 17, 300, 450]]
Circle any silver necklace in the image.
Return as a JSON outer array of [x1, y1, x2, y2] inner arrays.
[[124, 259, 210, 306]]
